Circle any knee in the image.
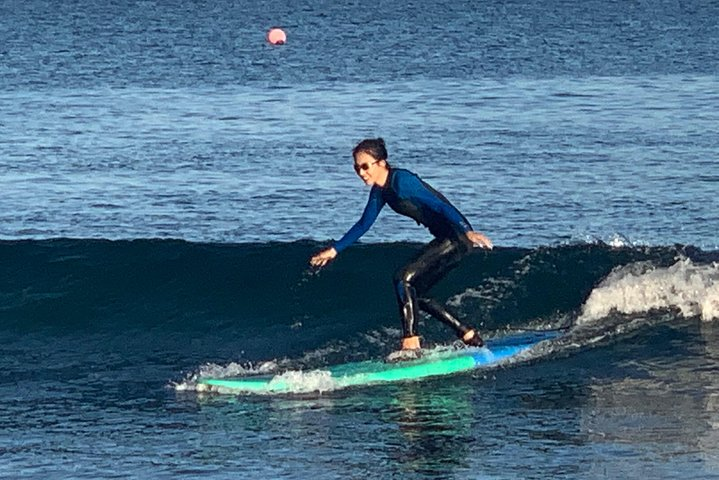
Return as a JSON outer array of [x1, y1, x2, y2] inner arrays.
[[393, 269, 417, 303], [393, 267, 416, 287]]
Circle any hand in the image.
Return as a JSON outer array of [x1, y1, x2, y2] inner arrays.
[[309, 247, 338, 268], [466, 231, 493, 250]]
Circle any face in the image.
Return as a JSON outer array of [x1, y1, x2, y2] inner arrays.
[[353, 151, 386, 186]]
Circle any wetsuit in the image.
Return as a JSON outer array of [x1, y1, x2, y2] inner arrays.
[[333, 167, 477, 340]]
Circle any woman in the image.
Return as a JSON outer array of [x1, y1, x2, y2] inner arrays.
[[310, 138, 493, 351]]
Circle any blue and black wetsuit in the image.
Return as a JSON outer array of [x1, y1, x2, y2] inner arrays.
[[333, 168, 477, 341]]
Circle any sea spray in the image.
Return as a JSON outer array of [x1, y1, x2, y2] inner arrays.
[[175, 360, 279, 392], [578, 258, 719, 324]]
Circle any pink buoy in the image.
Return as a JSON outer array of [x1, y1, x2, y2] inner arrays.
[[267, 28, 287, 45]]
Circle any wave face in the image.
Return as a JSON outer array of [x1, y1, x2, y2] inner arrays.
[[2, 239, 717, 359]]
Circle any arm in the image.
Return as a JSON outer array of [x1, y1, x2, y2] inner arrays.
[[309, 187, 385, 267]]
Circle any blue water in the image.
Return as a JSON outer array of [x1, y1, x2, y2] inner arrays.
[[1, 0, 719, 478]]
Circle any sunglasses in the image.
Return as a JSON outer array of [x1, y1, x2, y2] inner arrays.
[[354, 160, 379, 174]]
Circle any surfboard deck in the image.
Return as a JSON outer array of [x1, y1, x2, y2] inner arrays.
[[198, 330, 560, 394]]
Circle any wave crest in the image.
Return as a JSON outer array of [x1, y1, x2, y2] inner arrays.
[[578, 258, 719, 323]]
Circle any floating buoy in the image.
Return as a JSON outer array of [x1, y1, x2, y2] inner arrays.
[[267, 28, 287, 45]]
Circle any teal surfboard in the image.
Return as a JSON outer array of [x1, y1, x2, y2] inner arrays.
[[198, 330, 559, 394]]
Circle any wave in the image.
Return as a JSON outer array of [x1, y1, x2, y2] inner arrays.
[[1, 239, 717, 336], [4, 238, 718, 391]]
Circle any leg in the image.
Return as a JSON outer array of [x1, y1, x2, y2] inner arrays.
[[393, 266, 421, 346], [418, 297, 471, 337], [394, 237, 482, 347], [393, 240, 443, 346], [419, 297, 484, 347]]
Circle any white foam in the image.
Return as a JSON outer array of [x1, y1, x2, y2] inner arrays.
[[268, 370, 338, 394], [606, 234, 632, 248], [578, 258, 719, 324], [173, 360, 279, 392]]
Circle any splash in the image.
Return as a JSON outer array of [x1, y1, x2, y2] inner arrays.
[[578, 258, 719, 324], [267, 370, 337, 393], [188, 369, 340, 395], [173, 360, 278, 392]]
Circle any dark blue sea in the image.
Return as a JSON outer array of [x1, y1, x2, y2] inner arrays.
[[2, 0, 719, 478]]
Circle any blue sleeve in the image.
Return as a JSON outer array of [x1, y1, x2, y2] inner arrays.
[[332, 187, 385, 253], [398, 170, 473, 233]]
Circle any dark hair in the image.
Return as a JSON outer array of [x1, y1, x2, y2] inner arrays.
[[353, 138, 388, 161]]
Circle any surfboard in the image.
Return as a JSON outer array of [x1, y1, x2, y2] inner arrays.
[[198, 330, 560, 394]]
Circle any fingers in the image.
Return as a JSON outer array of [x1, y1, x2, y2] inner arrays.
[[310, 256, 329, 267], [309, 248, 337, 268], [469, 232, 493, 250], [309, 255, 325, 267]]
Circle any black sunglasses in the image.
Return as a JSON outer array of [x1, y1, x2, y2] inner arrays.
[[354, 160, 379, 174]]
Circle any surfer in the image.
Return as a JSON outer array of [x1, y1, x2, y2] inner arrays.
[[310, 138, 493, 351]]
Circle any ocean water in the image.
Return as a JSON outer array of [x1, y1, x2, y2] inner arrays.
[[1, 0, 719, 478]]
